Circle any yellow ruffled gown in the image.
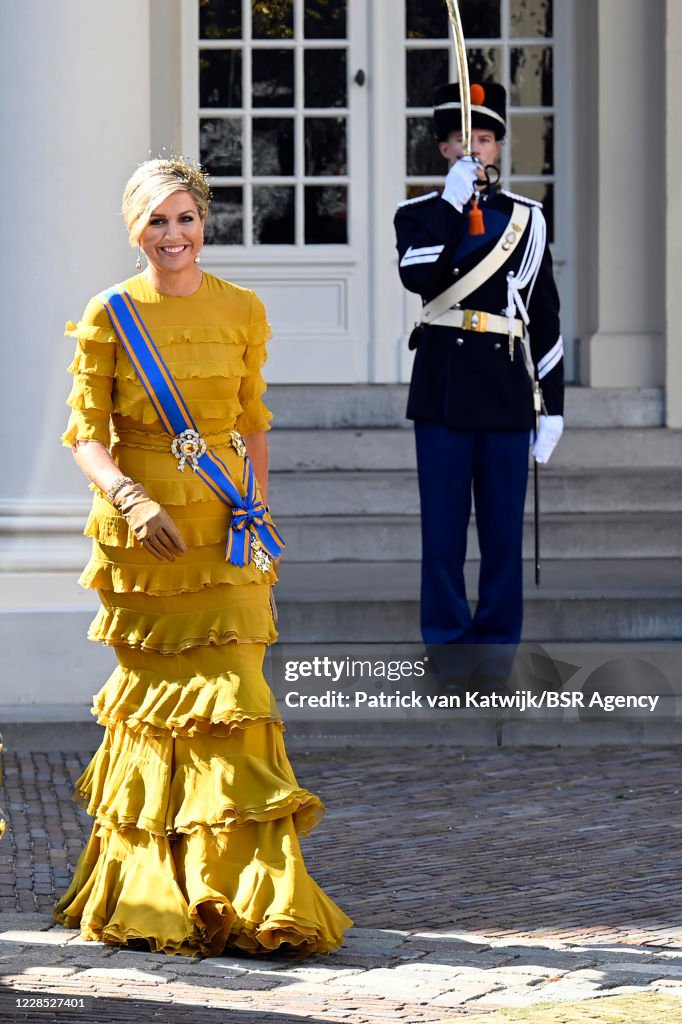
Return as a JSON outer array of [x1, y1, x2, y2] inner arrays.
[[54, 271, 352, 956]]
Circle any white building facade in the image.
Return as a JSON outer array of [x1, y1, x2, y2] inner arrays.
[[0, 0, 679, 703]]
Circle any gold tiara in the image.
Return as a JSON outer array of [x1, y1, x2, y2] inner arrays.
[[156, 155, 212, 204]]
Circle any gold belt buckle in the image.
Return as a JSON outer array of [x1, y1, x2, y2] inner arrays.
[[462, 309, 488, 333]]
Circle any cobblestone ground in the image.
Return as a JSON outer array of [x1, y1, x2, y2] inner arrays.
[[1, 742, 681, 1023]]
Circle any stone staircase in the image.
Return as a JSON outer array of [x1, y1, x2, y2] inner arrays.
[[0, 385, 680, 707], [265, 385, 682, 643]]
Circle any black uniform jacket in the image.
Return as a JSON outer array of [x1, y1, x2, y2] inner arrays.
[[395, 187, 564, 431]]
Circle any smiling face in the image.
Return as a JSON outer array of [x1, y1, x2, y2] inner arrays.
[[138, 190, 205, 276]]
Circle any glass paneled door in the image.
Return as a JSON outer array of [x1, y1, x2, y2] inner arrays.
[[396, 0, 574, 379], [183, 0, 370, 382], [181, 1, 574, 383]]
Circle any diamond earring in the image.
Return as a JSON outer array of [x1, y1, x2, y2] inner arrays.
[[194, 254, 201, 264], [136, 247, 142, 270]]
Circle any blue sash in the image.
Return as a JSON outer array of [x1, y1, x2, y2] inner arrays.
[[100, 287, 284, 571]]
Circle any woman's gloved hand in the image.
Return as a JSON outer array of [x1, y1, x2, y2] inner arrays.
[[532, 415, 564, 465], [114, 482, 187, 561], [442, 156, 481, 212]]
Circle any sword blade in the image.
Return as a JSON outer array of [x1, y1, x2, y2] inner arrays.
[[445, 0, 471, 155]]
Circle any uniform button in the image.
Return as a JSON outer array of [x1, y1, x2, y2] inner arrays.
[[456, 337, 464, 346], [453, 267, 460, 275], [494, 342, 501, 350]]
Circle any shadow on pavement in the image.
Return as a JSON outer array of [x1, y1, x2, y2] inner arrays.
[[0, 983, 333, 1024]]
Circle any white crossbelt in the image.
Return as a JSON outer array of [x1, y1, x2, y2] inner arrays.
[[419, 202, 531, 325]]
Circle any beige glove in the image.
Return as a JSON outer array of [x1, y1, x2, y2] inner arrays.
[[114, 482, 186, 562]]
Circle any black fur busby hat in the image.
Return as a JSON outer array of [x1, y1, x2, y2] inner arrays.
[[433, 81, 507, 141]]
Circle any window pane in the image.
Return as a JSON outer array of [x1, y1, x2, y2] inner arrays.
[[253, 118, 294, 176], [406, 49, 449, 108], [304, 117, 347, 175], [305, 186, 347, 243], [304, 0, 347, 38], [204, 186, 243, 244], [406, 116, 442, 176], [513, 181, 554, 241], [406, 184, 440, 201], [304, 50, 347, 107], [510, 114, 553, 174], [511, 46, 553, 106], [199, 0, 241, 40], [253, 185, 295, 243], [199, 50, 242, 108], [406, 0, 501, 38], [511, 0, 553, 38], [460, 0, 501, 37], [252, 0, 294, 39], [252, 50, 294, 107], [406, 0, 448, 39], [468, 46, 501, 82], [200, 118, 242, 175]]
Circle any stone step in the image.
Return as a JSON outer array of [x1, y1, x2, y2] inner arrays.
[[2, 562, 680, 683], [2, 510, 680, 571], [274, 559, 682, 643], [267, 385, 665, 429], [269, 468, 682, 515], [3, 510, 681, 572], [4, 467, 680, 536], [268, 427, 682, 472], [277, 511, 682, 562]]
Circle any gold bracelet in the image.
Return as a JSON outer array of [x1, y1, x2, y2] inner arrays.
[[105, 476, 133, 505]]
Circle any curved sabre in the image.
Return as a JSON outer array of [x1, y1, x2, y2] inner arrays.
[[445, 0, 471, 156]]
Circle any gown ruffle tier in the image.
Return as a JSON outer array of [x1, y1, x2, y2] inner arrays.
[[54, 272, 352, 956]]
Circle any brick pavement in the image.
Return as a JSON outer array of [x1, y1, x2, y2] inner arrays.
[[1, 742, 682, 1022]]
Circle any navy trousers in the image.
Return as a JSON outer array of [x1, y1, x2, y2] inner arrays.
[[414, 421, 530, 646]]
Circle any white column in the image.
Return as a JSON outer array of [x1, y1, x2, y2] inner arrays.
[[0, 0, 151, 503], [666, 0, 682, 427], [580, 0, 664, 387]]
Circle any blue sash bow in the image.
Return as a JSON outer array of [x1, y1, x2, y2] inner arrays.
[[100, 287, 284, 570]]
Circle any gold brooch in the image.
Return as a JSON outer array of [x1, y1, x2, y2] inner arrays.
[[171, 429, 206, 471], [229, 431, 247, 458]]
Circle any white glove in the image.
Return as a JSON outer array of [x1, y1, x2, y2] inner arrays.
[[442, 157, 481, 213], [533, 415, 564, 465]]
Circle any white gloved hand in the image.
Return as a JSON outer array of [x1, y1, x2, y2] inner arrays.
[[442, 157, 481, 213], [533, 415, 564, 465]]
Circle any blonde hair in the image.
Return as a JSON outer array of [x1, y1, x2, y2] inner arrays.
[[122, 157, 212, 246]]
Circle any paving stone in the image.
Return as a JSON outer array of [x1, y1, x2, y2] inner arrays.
[[21, 965, 79, 977], [331, 963, 463, 1000], [0, 913, 55, 931], [191, 963, 288, 990], [0, 929, 73, 945], [3, 743, 682, 1023]]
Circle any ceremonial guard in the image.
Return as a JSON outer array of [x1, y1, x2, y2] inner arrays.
[[395, 82, 564, 647]]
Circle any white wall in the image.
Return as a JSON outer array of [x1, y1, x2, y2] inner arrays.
[[580, 0, 665, 387], [0, 0, 152, 503]]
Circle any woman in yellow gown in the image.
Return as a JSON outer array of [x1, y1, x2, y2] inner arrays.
[[54, 157, 352, 957]]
